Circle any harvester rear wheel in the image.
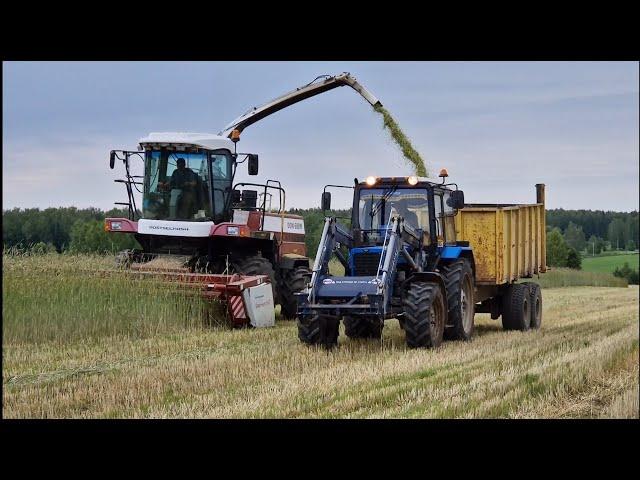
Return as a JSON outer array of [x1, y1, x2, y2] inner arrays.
[[343, 316, 383, 339], [230, 253, 277, 301], [522, 282, 542, 329], [441, 259, 475, 341], [502, 283, 531, 331], [279, 266, 311, 320], [298, 313, 339, 349], [403, 282, 446, 349]]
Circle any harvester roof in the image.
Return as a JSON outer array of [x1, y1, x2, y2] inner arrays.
[[138, 132, 235, 151]]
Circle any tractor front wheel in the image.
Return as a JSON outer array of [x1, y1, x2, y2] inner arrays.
[[298, 313, 339, 349], [402, 282, 446, 349]]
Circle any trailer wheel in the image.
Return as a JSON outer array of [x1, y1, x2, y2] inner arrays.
[[522, 282, 542, 329], [403, 282, 446, 349], [279, 266, 310, 320], [298, 313, 339, 349], [502, 283, 531, 331], [441, 259, 475, 341], [344, 316, 383, 339], [231, 253, 277, 301]]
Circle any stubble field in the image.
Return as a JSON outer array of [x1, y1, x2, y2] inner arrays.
[[3, 254, 638, 418]]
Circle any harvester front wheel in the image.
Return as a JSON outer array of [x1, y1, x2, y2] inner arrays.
[[298, 313, 339, 349], [230, 253, 277, 300], [403, 282, 446, 349], [343, 316, 383, 339], [441, 259, 475, 341], [279, 266, 310, 320]]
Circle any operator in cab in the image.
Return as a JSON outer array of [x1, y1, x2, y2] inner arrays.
[[159, 157, 200, 219]]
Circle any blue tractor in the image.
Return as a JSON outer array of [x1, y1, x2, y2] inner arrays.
[[296, 171, 475, 349]]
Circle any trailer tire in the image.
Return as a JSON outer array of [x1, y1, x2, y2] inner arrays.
[[298, 313, 339, 349], [279, 266, 310, 320], [114, 250, 133, 269], [403, 282, 446, 349], [502, 283, 531, 331], [441, 259, 475, 341], [522, 282, 542, 329], [231, 253, 277, 301], [344, 316, 383, 339]]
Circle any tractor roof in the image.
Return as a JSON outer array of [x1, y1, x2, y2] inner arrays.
[[138, 132, 235, 151]]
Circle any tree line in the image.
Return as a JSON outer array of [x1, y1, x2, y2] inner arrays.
[[3, 206, 638, 263]]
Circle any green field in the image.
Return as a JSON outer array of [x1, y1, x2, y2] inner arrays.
[[3, 253, 639, 419], [582, 252, 639, 274]]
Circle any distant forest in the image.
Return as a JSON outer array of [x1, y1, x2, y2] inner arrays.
[[2, 206, 638, 258]]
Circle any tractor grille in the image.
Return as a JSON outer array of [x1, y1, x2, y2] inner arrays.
[[353, 252, 382, 276]]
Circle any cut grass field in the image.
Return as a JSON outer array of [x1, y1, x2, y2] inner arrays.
[[582, 252, 639, 274], [3, 253, 639, 418]]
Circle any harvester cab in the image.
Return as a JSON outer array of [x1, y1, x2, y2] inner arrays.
[[297, 173, 475, 348]]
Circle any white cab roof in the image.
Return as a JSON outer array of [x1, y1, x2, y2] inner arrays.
[[138, 132, 235, 151]]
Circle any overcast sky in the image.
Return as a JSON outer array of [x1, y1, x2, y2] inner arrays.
[[3, 61, 639, 212]]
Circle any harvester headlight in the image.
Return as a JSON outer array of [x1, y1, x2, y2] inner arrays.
[[227, 226, 240, 235], [110, 221, 122, 231], [407, 175, 418, 185], [365, 176, 377, 186]]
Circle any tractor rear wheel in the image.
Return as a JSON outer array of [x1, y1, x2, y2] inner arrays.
[[298, 313, 339, 349], [522, 282, 542, 329], [230, 253, 277, 301], [343, 316, 383, 339], [279, 265, 310, 320], [501, 283, 531, 331], [441, 259, 475, 341], [403, 282, 446, 349]]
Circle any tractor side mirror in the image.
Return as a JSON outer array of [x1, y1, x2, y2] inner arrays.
[[109, 151, 116, 169], [242, 190, 258, 209], [449, 190, 465, 210], [321, 191, 332, 211], [247, 154, 259, 175], [231, 189, 242, 205]]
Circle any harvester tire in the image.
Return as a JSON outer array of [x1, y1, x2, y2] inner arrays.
[[403, 282, 446, 349], [522, 282, 542, 329], [343, 316, 383, 339], [231, 253, 277, 301], [298, 313, 339, 349], [441, 259, 475, 341], [501, 283, 531, 331], [279, 266, 311, 320]]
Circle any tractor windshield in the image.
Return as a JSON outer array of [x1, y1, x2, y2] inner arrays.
[[142, 149, 232, 222], [357, 187, 431, 232]]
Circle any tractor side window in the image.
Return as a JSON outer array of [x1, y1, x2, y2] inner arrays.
[[442, 191, 457, 244], [433, 193, 444, 242]]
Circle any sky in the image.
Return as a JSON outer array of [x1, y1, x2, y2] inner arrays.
[[3, 61, 639, 212]]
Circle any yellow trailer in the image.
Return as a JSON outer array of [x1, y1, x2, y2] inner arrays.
[[455, 184, 547, 287], [453, 184, 547, 327]]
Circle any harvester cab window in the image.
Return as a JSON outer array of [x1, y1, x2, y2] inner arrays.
[[143, 150, 212, 221]]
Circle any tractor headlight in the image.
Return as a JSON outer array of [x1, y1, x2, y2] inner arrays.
[[227, 226, 239, 235], [365, 176, 377, 186], [110, 221, 122, 231], [407, 176, 418, 185]]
